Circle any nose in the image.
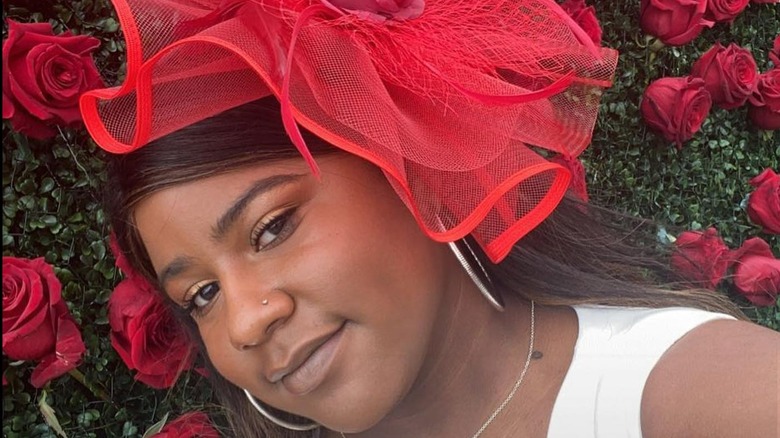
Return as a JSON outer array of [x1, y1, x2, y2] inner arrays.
[[223, 284, 294, 351]]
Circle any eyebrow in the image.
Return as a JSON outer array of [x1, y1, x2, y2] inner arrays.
[[158, 255, 195, 288], [157, 173, 305, 287], [211, 173, 305, 242]]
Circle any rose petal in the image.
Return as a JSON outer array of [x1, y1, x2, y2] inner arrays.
[[155, 412, 220, 438], [670, 227, 730, 288], [640, 76, 712, 148], [745, 168, 780, 234], [2, 20, 103, 138], [29, 313, 86, 388], [691, 42, 759, 109], [640, 0, 713, 46], [732, 256, 780, 307]]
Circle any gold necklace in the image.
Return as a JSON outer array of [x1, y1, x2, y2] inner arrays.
[[340, 301, 536, 438]]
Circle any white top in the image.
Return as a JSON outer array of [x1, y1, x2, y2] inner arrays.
[[546, 306, 736, 438], [311, 306, 735, 438]]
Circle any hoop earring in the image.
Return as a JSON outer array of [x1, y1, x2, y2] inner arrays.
[[243, 389, 319, 431], [448, 236, 505, 311]]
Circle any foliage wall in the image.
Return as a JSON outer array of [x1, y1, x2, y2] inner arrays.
[[2, 1, 778, 437]]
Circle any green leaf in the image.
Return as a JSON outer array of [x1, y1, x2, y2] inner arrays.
[[90, 240, 107, 261], [101, 17, 119, 32], [38, 391, 68, 438], [42, 215, 58, 226], [140, 413, 169, 438], [67, 212, 84, 223], [39, 178, 56, 194], [122, 421, 139, 437], [19, 195, 36, 210], [16, 179, 36, 195]]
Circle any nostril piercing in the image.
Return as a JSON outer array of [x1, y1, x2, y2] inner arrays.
[[261, 299, 269, 305]]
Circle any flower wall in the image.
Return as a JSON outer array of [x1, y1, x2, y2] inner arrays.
[[2, 1, 778, 437]]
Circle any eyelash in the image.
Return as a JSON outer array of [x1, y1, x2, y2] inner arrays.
[[249, 207, 298, 252], [183, 281, 219, 316], [182, 207, 299, 317]]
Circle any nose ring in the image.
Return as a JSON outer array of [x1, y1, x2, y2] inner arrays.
[[261, 299, 269, 305]]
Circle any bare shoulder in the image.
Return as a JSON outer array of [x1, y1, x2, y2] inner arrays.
[[641, 318, 780, 438]]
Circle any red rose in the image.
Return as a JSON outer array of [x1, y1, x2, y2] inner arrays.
[[691, 42, 759, 109], [153, 412, 220, 438], [729, 238, 779, 306], [2, 20, 104, 139], [551, 154, 589, 202], [770, 35, 780, 66], [2, 257, 86, 387], [560, 0, 602, 45], [746, 168, 780, 234], [640, 0, 714, 46], [109, 232, 137, 277], [108, 276, 195, 389], [747, 69, 780, 130], [640, 76, 712, 148], [705, 0, 749, 23], [670, 228, 730, 289]]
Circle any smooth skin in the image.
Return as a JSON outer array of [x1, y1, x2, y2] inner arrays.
[[135, 154, 779, 437]]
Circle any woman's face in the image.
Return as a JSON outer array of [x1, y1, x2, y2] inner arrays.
[[134, 154, 456, 430]]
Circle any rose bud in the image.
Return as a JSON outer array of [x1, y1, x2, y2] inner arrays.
[[640, 0, 713, 46], [640, 76, 712, 148], [746, 168, 780, 234], [770, 35, 780, 66], [747, 69, 780, 130], [2, 20, 104, 139], [2, 257, 86, 387], [108, 275, 195, 389], [561, 0, 602, 45], [108, 232, 139, 277], [705, 0, 749, 23], [670, 227, 731, 289], [729, 238, 780, 307], [154, 412, 220, 438], [691, 42, 759, 109]]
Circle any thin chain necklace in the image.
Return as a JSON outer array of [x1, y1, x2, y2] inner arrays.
[[340, 301, 536, 438]]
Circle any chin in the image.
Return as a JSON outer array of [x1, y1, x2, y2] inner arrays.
[[319, 410, 389, 435], [321, 371, 419, 434]]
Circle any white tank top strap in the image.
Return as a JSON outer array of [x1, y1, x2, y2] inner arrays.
[[546, 306, 736, 438]]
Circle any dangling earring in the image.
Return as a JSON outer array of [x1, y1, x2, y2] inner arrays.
[[448, 236, 505, 311], [243, 389, 319, 431]]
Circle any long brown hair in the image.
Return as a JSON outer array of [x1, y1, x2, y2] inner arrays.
[[103, 97, 743, 438]]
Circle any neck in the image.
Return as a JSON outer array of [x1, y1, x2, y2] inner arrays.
[[338, 274, 536, 438]]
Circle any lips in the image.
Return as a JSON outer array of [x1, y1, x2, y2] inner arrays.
[[266, 322, 347, 395]]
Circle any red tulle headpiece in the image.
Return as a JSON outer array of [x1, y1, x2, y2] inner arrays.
[[80, 0, 618, 262]]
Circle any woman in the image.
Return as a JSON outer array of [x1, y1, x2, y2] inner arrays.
[[84, 0, 778, 437]]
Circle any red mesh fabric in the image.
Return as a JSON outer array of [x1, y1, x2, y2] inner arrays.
[[80, 0, 618, 262]]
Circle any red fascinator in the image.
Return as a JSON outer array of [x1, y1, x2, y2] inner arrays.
[[80, 0, 618, 263]]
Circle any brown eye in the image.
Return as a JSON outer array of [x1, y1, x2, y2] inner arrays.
[[250, 208, 297, 251], [185, 281, 220, 315]]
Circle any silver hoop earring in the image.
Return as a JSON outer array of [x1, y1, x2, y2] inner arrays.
[[448, 237, 504, 311], [243, 388, 319, 431]]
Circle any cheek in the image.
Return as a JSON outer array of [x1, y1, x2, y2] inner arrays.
[[198, 323, 245, 381], [330, 207, 448, 363], [321, 191, 447, 312]]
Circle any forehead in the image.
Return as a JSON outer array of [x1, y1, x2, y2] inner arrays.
[[134, 158, 306, 232], [131, 155, 396, 269]]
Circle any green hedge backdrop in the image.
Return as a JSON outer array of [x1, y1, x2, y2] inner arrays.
[[3, 1, 778, 437]]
